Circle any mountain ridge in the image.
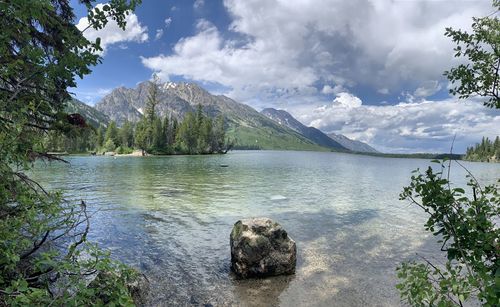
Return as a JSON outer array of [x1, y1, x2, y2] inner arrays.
[[261, 108, 346, 150], [94, 81, 329, 151], [261, 108, 378, 153], [66, 98, 110, 128]]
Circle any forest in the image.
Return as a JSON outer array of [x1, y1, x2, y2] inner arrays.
[[44, 103, 229, 155], [464, 136, 500, 162]]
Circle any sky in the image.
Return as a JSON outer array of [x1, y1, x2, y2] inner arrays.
[[71, 0, 500, 153]]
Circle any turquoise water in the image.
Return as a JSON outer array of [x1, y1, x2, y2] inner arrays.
[[32, 151, 499, 306]]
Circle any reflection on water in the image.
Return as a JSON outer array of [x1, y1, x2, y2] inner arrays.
[[32, 151, 500, 306]]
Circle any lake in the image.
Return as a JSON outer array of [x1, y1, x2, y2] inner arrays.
[[32, 151, 500, 306]]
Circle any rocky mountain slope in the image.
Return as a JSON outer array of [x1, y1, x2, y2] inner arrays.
[[94, 82, 329, 151], [327, 133, 378, 153], [261, 108, 345, 150], [66, 98, 110, 128], [261, 108, 378, 153]]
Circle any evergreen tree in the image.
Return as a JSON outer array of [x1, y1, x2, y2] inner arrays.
[[162, 115, 170, 153], [465, 136, 500, 162], [196, 104, 204, 132], [0, 0, 142, 304], [151, 117, 164, 153], [119, 120, 134, 148], [199, 117, 213, 153], [146, 74, 160, 124], [134, 119, 149, 155], [171, 117, 179, 148], [96, 124, 105, 148], [213, 115, 226, 153], [177, 112, 198, 154], [104, 138, 116, 152], [105, 121, 119, 146], [135, 74, 162, 154]]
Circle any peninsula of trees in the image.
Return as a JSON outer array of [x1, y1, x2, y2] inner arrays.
[[44, 78, 230, 155], [464, 136, 500, 162]]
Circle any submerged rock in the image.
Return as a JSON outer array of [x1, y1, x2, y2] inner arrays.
[[230, 218, 296, 278]]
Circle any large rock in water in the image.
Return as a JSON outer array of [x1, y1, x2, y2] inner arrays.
[[230, 218, 296, 278]]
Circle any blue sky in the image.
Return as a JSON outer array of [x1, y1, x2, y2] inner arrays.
[[72, 0, 499, 153], [71, 0, 234, 103]]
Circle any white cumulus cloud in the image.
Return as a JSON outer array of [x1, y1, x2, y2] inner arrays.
[[76, 3, 148, 54], [332, 92, 363, 108], [141, 0, 491, 106], [413, 80, 442, 98], [139, 0, 498, 153], [299, 96, 500, 153]]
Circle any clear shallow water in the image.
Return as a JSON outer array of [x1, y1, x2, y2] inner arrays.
[[32, 151, 500, 306]]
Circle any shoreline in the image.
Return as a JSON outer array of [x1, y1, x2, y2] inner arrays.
[[67, 149, 472, 162]]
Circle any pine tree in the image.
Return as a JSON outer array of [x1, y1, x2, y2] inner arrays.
[[213, 115, 226, 153], [199, 117, 213, 153], [96, 124, 105, 149], [146, 74, 160, 124], [134, 119, 149, 155], [177, 112, 198, 154], [119, 120, 134, 148], [105, 121, 119, 146], [171, 117, 178, 148], [494, 136, 500, 159], [162, 115, 170, 153], [464, 136, 499, 162], [151, 117, 164, 153]]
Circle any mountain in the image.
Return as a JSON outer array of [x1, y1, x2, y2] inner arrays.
[[261, 108, 345, 150], [261, 108, 378, 153], [326, 133, 378, 153], [66, 98, 110, 128], [95, 82, 327, 151]]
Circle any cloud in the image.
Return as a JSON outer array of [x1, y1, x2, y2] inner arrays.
[[322, 84, 345, 95], [194, 0, 205, 10], [378, 88, 389, 95], [139, 0, 498, 153], [332, 92, 362, 108], [299, 94, 500, 153], [155, 29, 164, 40], [142, 18, 318, 108], [71, 88, 113, 105], [76, 3, 148, 54], [141, 0, 491, 106], [165, 17, 172, 27], [413, 80, 442, 98]]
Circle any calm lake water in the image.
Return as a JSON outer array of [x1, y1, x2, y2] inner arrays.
[[32, 151, 499, 306]]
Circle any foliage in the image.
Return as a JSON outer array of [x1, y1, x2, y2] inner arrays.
[[226, 125, 326, 151], [465, 136, 500, 162], [104, 138, 116, 152], [0, 0, 142, 305], [105, 121, 119, 146], [397, 161, 499, 306], [132, 77, 231, 155], [444, 1, 500, 108], [398, 2, 500, 306], [96, 124, 105, 148], [119, 120, 134, 148], [43, 126, 96, 153], [146, 74, 160, 124]]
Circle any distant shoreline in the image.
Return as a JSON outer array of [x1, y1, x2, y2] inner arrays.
[[58, 149, 470, 162]]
